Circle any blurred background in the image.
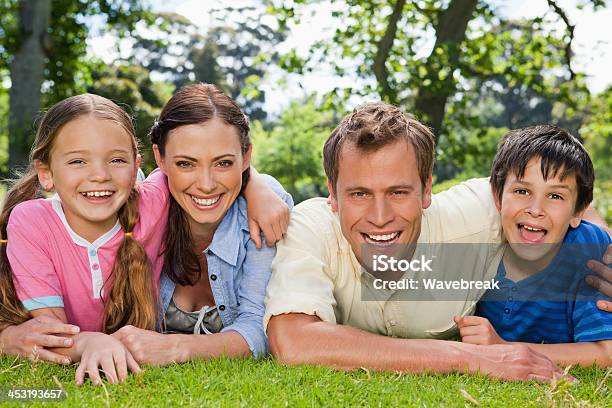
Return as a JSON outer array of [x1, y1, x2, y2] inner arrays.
[[0, 0, 610, 220]]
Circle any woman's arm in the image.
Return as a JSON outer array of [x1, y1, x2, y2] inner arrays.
[[243, 167, 292, 248], [113, 326, 250, 365]]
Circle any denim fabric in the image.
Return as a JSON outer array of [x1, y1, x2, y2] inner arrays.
[[159, 175, 293, 357]]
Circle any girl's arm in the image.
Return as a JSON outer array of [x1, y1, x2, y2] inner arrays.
[[243, 167, 292, 249], [455, 316, 612, 367], [29, 308, 141, 385]]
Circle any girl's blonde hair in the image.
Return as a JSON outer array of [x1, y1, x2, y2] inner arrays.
[[0, 94, 156, 333]]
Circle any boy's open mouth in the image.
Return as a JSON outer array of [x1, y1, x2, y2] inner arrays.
[[518, 223, 547, 242]]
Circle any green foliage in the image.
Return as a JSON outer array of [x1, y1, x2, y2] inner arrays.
[[580, 86, 612, 223], [131, 7, 287, 121], [88, 64, 174, 171], [0, 90, 8, 173], [267, 0, 606, 182], [252, 98, 334, 202], [0, 356, 610, 407]]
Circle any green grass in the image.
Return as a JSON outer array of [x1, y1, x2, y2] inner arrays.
[[0, 356, 609, 407]]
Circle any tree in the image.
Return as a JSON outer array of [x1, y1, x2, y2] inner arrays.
[[1, 0, 152, 170], [269, 0, 606, 178], [252, 98, 334, 202], [131, 6, 287, 121], [87, 63, 174, 171]]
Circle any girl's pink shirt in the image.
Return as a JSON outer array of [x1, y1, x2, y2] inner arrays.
[[8, 169, 169, 332]]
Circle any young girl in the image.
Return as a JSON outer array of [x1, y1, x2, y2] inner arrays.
[[0, 93, 288, 385]]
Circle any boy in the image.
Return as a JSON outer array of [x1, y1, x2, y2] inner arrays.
[[454, 125, 612, 367]]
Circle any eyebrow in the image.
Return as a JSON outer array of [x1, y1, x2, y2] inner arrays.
[[344, 184, 416, 192], [62, 149, 131, 156], [511, 180, 572, 191], [172, 153, 237, 161]]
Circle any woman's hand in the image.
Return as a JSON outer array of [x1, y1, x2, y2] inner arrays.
[[454, 315, 508, 345], [113, 325, 182, 366], [244, 173, 290, 249], [74, 332, 141, 385], [0, 315, 79, 364]]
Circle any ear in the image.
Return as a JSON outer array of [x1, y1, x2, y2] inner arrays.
[[34, 160, 54, 191], [242, 145, 253, 172], [569, 207, 586, 229], [421, 175, 433, 209], [153, 144, 166, 173], [491, 186, 502, 213], [327, 180, 338, 212]]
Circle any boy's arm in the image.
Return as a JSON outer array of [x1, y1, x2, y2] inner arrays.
[[456, 316, 612, 367], [511, 341, 612, 368]]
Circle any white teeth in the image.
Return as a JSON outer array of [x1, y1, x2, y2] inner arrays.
[[82, 191, 113, 197], [522, 225, 544, 232], [191, 195, 220, 207], [366, 232, 400, 242]]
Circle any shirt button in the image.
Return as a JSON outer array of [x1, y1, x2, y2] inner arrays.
[[210, 274, 217, 281], [218, 305, 226, 311], [92, 264, 99, 271], [511, 287, 517, 292], [89, 249, 96, 256], [388, 319, 396, 326], [508, 296, 513, 301], [504, 308, 510, 314]]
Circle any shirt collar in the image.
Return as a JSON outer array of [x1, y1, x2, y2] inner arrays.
[[49, 194, 121, 248], [206, 197, 247, 266]]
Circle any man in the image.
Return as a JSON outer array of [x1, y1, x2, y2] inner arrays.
[[264, 102, 609, 381]]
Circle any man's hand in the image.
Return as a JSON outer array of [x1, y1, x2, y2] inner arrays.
[[75, 332, 141, 386], [454, 316, 507, 345], [113, 325, 182, 366], [473, 344, 569, 382], [586, 243, 612, 312], [0, 316, 79, 364]]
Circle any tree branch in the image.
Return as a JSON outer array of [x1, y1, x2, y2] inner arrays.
[[547, 0, 575, 80], [372, 0, 405, 103]]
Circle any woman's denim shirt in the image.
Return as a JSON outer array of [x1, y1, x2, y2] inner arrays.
[[159, 175, 293, 358]]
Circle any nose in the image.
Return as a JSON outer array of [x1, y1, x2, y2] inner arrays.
[[525, 195, 545, 218], [88, 162, 111, 182], [195, 168, 217, 193], [366, 195, 394, 227]]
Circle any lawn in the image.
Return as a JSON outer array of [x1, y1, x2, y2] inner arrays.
[[0, 356, 609, 407]]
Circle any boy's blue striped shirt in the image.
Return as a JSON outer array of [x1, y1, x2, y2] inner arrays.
[[477, 221, 612, 344]]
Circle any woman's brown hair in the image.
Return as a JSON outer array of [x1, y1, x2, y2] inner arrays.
[[149, 83, 251, 286], [0, 94, 156, 333]]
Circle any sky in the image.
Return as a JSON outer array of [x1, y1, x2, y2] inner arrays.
[[88, 0, 612, 113]]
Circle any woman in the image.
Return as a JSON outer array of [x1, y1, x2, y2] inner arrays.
[[111, 83, 293, 364]]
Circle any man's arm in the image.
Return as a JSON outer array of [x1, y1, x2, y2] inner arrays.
[[268, 313, 565, 382], [583, 205, 610, 234]]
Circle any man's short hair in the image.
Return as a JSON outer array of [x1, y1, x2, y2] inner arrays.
[[323, 102, 435, 192], [490, 125, 595, 213]]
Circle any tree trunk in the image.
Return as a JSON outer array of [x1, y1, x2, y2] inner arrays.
[[414, 0, 477, 134], [8, 0, 51, 171]]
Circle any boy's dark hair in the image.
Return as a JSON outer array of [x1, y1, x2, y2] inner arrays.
[[490, 125, 594, 213]]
